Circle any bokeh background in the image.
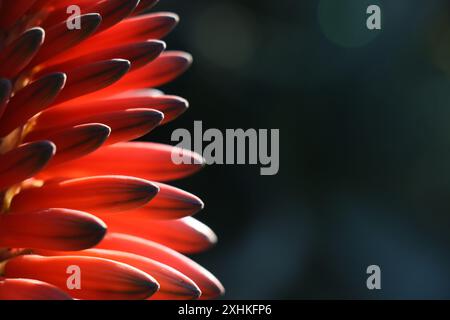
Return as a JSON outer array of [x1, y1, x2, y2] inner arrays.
[[146, 0, 450, 299]]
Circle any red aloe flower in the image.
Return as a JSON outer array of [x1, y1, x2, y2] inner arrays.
[[0, 0, 224, 300]]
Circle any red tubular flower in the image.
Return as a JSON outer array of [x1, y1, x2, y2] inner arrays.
[[3, 255, 159, 300], [35, 248, 202, 300], [0, 0, 223, 300], [103, 216, 218, 254], [0, 278, 73, 300], [97, 233, 225, 299], [0, 208, 106, 251]]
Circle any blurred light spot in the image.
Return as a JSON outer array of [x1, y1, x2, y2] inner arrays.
[[428, 14, 450, 76], [318, 0, 383, 48], [191, 3, 257, 69]]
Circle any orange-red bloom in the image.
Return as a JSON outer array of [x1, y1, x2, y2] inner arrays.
[[0, 208, 106, 251], [0, 278, 73, 300], [0, 0, 223, 300], [3, 255, 159, 300], [97, 233, 225, 299]]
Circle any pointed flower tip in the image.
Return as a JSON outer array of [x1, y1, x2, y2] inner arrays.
[[151, 39, 167, 52], [142, 183, 205, 219], [44, 123, 110, 167], [31, 140, 57, 160], [44, 72, 67, 93], [0, 72, 67, 136], [75, 123, 112, 140], [10, 176, 160, 215], [0, 140, 56, 190], [151, 11, 180, 30], [170, 12, 181, 25], [51, 72, 68, 85], [108, 58, 132, 81], [0, 78, 12, 93], [132, 108, 165, 126], [79, 13, 103, 29], [0, 208, 107, 251], [22, 140, 57, 171], [28, 27, 46, 41], [130, 177, 161, 203], [171, 51, 193, 67], [94, 108, 164, 145]]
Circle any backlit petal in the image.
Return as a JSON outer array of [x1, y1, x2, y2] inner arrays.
[[0, 278, 73, 300], [103, 217, 217, 254], [30, 109, 163, 146], [108, 183, 204, 220], [84, 51, 192, 99], [39, 142, 204, 182], [68, 13, 179, 55], [47, 59, 130, 106], [36, 249, 201, 300], [34, 91, 187, 129], [45, 123, 111, 167], [31, 14, 102, 66], [0, 208, 106, 251], [3, 255, 159, 300], [0, 28, 44, 78], [10, 175, 160, 214], [0, 141, 55, 191], [97, 233, 225, 299], [36, 40, 165, 77], [0, 73, 66, 136]]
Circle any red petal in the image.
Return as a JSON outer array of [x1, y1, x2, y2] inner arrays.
[[0, 79, 12, 121], [30, 109, 163, 146], [0, 278, 73, 300], [48, 59, 130, 106], [87, 0, 139, 33], [68, 13, 179, 55], [0, 208, 106, 251], [84, 51, 192, 99], [0, 28, 44, 78], [10, 175, 160, 215], [36, 249, 201, 300], [103, 217, 217, 254], [0, 141, 55, 191], [99, 109, 164, 145], [97, 233, 225, 299], [0, 73, 66, 137], [39, 1, 140, 44], [36, 40, 165, 77], [39, 142, 204, 182], [110, 183, 204, 220], [31, 14, 101, 66], [45, 123, 111, 167], [34, 91, 188, 129], [4, 255, 159, 300]]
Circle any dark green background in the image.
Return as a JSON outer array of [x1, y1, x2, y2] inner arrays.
[[147, 0, 450, 299]]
